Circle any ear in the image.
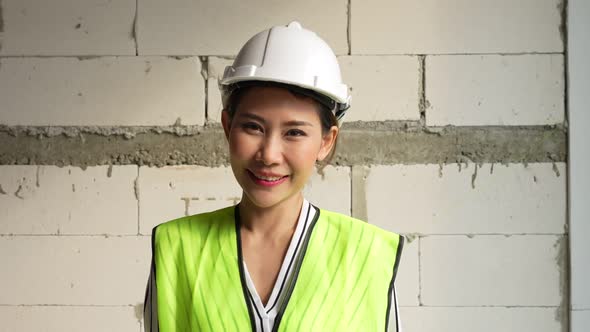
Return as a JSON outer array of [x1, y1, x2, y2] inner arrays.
[[317, 126, 339, 161], [221, 110, 231, 140]]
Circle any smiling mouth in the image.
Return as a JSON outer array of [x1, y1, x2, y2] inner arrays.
[[247, 170, 289, 185]]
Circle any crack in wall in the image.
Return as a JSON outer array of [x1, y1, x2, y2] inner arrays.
[[418, 236, 423, 306], [0, 0, 3, 52], [557, 0, 567, 50], [418, 55, 428, 126], [346, 0, 351, 55], [132, 0, 138, 56], [200, 56, 209, 123], [0, 0, 4, 33], [134, 166, 140, 235]]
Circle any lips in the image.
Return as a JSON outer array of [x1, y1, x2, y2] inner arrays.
[[247, 170, 289, 187]]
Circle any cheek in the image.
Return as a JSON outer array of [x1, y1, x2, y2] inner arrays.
[[290, 140, 322, 167], [228, 131, 253, 158]]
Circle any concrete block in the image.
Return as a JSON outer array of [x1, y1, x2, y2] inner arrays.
[[0, 165, 138, 235], [138, 0, 348, 55], [138, 166, 242, 234], [398, 307, 563, 332], [339, 56, 420, 121], [207, 57, 234, 123], [303, 166, 351, 215], [0, 0, 136, 56], [365, 163, 566, 234], [0, 57, 204, 126], [426, 55, 565, 126], [0, 236, 150, 305], [420, 235, 564, 306], [393, 236, 419, 306], [351, 0, 563, 54], [0, 306, 140, 332]]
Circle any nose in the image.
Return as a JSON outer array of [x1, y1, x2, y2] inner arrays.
[[257, 134, 283, 166]]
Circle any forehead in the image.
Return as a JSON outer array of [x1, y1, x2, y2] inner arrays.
[[237, 86, 320, 116]]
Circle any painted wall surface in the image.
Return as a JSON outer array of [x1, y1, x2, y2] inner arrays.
[[0, 1, 568, 331], [568, 0, 590, 330]]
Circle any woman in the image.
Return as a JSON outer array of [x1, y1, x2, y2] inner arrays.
[[144, 21, 404, 332]]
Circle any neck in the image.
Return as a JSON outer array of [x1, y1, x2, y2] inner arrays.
[[238, 193, 304, 238]]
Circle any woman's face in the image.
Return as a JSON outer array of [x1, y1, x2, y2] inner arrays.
[[222, 86, 338, 209]]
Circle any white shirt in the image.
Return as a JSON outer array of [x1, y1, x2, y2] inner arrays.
[[143, 199, 402, 331]]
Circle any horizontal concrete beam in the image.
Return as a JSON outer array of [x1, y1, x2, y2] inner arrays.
[[0, 124, 566, 167]]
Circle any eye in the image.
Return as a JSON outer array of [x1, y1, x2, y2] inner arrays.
[[286, 129, 307, 137], [241, 122, 263, 133]]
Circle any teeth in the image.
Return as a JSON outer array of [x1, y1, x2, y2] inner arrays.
[[253, 173, 283, 181]]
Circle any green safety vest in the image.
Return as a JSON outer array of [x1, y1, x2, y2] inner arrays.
[[153, 205, 403, 332]]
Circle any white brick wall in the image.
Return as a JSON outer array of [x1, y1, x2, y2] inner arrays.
[[420, 235, 563, 306], [0, 236, 150, 305], [303, 166, 351, 215], [366, 163, 567, 330], [0, 306, 140, 332], [137, 0, 348, 55], [351, 0, 563, 54], [0, 0, 136, 56], [207, 57, 234, 123], [0, 165, 138, 235], [138, 165, 242, 235], [394, 236, 420, 306], [340, 56, 421, 121], [365, 163, 567, 235], [399, 307, 562, 332], [0, 57, 204, 126], [426, 55, 565, 126]]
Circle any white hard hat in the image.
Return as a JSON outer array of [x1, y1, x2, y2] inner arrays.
[[219, 21, 351, 120]]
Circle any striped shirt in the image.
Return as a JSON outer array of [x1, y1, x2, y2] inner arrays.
[[143, 199, 402, 331]]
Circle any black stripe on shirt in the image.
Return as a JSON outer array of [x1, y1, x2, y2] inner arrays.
[[266, 203, 311, 313], [235, 205, 258, 332], [271, 205, 321, 332], [385, 235, 404, 332], [248, 288, 265, 332]]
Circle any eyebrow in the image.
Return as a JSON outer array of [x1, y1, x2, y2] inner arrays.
[[238, 112, 314, 127]]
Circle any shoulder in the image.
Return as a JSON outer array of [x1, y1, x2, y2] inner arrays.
[[316, 208, 404, 249], [317, 208, 401, 238], [152, 205, 236, 238]]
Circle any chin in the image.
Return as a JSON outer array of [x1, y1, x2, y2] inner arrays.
[[243, 191, 286, 209], [242, 188, 301, 210]]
